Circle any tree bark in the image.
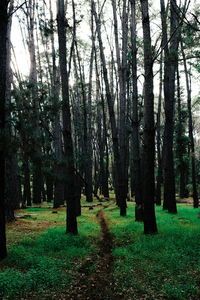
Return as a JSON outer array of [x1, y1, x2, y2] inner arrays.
[[111, 0, 129, 207], [176, 64, 188, 199], [22, 157, 32, 207], [130, 0, 143, 221], [161, 0, 178, 213], [181, 41, 199, 208], [50, 0, 65, 208], [27, 0, 43, 204], [5, 0, 18, 221], [140, 0, 158, 234], [0, 0, 9, 260], [155, 52, 163, 206], [57, 0, 78, 234], [92, 0, 127, 216]]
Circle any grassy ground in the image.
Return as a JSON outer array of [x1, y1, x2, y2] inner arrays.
[[109, 204, 200, 299], [0, 205, 99, 299], [0, 201, 200, 299]]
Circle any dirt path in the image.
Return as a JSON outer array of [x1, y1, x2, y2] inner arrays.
[[62, 209, 116, 300]]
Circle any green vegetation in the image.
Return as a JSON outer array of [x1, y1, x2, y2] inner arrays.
[[0, 207, 98, 299], [110, 204, 200, 299], [0, 203, 200, 299]]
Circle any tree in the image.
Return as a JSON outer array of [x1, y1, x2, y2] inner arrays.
[[5, 0, 21, 221], [57, 0, 78, 234], [130, 0, 143, 221], [162, 0, 179, 213], [92, 0, 127, 216], [175, 65, 189, 199], [0, 0, 9, 260], [140, 0, 158, 234], [181, 41, 199, 207], [49, 0, 65, 208], [26, 0, 43, 204], [155, 52, 163, 206]]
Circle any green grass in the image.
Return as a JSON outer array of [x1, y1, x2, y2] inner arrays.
[[1, 202, 200, 299], [0, 207, 99, 299], [109, 203, 200, 299]]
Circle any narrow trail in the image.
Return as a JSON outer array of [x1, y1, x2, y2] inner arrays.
[[62, 209, 116, 300]]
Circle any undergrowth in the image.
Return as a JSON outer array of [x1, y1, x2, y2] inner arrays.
[[109, 204, 200, 300], [1, 201, 200, 299], [0, 207, 99, 299]]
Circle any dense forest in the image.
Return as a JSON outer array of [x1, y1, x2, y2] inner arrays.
[[0, 0, 200, 299]]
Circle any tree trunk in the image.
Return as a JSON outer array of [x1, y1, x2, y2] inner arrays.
[[92, 0, 127, 216], [140, 0, 158, 234], [27, 0, 43, 205], [5, 0, 18, 221], [176, 64, 188, 199], [130, 0, 143, 221], [111, 0, 129, 209], [161, 0, 178, 213], [155, 52, 163, 206], [50, 0, 65, 208], [46, 172, 54, 203], [57, 0, 78, 234], [181, 41, 199, 208], [22, 158, 32, 207], [0, 0, 9, 260]]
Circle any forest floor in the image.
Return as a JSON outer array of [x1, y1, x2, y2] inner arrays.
[[0, 199, 200, 299]]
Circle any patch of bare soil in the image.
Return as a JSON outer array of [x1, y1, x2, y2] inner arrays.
[[177, 197, 199, 205], [59, 209, 120, 300]]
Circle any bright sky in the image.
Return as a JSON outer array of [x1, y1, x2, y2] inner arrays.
[[11, 0, 200, 101]]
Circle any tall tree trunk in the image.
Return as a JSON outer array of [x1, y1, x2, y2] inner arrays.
[[176, 64, 188, 199], [57, 0, 78, 234], [92, 0, 127, 216], [27, 0, 43, 204], [74, 40, 93, 203], [155, 52, 163, 206], [162, 0, 178, 213], [85, 21, 95, 203], [52, 63, 65, 209], [111, 0, 129, 206], [0, 0, 9, 260], [181, 42, 199, 208], [140, 0, 158, 234], [130, 0, 143, 221], [5, 0, 18, 221], [102, 97, 109, 198], [49, 0, 65, 208]]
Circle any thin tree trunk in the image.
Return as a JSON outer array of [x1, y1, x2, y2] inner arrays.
[[181, 41, 199, 208], [112, 0, 129, 206], [155, 52, 163, 206], [22, 158, 32, 206], [27, 0, 43, 204], [92, 0, 127, 215], [85, 9, 95, 202], [102, 97, 109, 198], [130, 0, 143, 220]]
